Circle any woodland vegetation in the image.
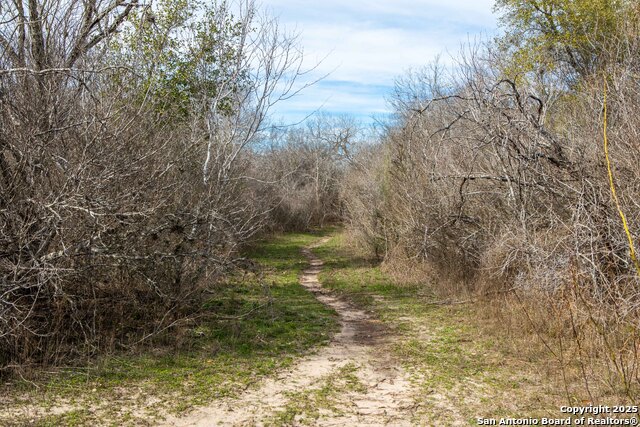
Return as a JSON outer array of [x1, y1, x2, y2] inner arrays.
[[0, 0, 349, 373], [344, 0, 640, 400], [1, 0, 640, 406]]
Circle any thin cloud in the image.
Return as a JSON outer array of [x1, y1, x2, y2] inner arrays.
[[262, 0, 498, 122]]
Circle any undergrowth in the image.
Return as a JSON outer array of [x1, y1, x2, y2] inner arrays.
[[314, 230, 613, 425], [0, 231, 339, 426]]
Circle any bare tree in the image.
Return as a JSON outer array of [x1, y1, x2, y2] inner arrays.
[[254, 113, 360, 230], [0, 0, 314, 374], [343, 37, 640, 398]]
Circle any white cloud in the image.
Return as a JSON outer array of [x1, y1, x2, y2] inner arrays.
[[260, 0, 498, 121], [301, 24, 458, 84]]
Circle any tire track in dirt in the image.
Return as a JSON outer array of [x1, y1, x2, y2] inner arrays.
[[161, 238, 417, 426]]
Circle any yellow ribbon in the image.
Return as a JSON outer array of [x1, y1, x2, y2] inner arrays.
[[603, 76, 640, 277]]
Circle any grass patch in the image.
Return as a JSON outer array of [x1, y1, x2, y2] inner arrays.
[[314, 230, 572, 425], [0, 231, 339, 426], [267, 363, 366, 426]]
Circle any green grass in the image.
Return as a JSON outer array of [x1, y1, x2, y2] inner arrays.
[[313, 231, 566, 425], [315, 233, 487, 386], [1, 228, 581, 426], [267, 363, 366, 426], [37, 409, 96, 427], [1, 231, 340, 426]]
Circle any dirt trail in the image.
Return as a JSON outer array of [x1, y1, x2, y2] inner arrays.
[[161, 238, 417, 426]]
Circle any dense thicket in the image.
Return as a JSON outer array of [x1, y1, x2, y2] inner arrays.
[[343, 0, 640, 399], [0, 0, 348, 373], [4, 0, 640, 402], [257, 114, 358, 230]]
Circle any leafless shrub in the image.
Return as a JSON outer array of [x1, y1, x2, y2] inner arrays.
[[0, 0, 312, 374], [343, 34, 640, 398], [255, 114, 359, 230]]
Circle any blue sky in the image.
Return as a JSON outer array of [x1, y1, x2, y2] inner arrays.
[[261, 0, 499, 124]]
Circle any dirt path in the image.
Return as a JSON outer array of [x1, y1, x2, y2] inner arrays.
[[161, 239, 417, 426]]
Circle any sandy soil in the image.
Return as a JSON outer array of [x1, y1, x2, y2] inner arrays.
[[160, 238, 417, 426]]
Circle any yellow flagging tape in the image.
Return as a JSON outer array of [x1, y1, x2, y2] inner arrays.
[[603, 76, 640, 277]]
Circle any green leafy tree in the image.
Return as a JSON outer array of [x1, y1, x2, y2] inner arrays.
[[109, 0, 248, 119], [494, 0, 634, 79]]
